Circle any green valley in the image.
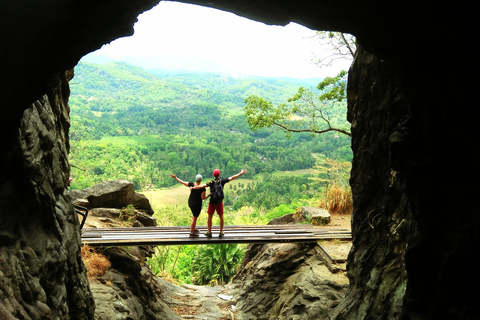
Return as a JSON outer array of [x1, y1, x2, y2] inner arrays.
[[69, 61, 352, 192], [69, 61, 352, 285]]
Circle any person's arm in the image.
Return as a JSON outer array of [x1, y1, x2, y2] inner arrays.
[[201, 190, 210, 200], [228, 169, 247, 182], [170, 174, 189, 187], [191, 182, 208, 190]]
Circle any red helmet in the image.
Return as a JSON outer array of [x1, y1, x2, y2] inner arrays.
[[213, 169, 220, 177]]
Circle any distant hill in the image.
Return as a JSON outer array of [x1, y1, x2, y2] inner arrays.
[[70, 61, 321, 116], [81, 53, 324, 87], [68, 60, 351, 190]]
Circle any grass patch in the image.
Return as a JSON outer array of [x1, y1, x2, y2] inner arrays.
[[144, 178, 256, 207], [318, 184, 352, 215], [81, 245, 111, 278], [144, 185, 190, 206], [272, 169, 314, 177]]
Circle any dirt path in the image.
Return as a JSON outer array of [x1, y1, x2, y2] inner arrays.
[[160, 280, 235, 319]]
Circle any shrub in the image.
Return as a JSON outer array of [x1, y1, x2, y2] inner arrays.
[[191, 244, 245, 285], [318, 184, 352, 215], [81, 245, 111, 278]]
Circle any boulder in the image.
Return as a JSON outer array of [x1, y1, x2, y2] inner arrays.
[[267, 213, 304, 225], [134, 192, 154, 215], [78, 180, 135, 208], [301, 207, 331, 225], [72, 198, 89, 208], [91, 208, 121, 219], [135, 211, 157, 227], [70, 180, 154, 215]]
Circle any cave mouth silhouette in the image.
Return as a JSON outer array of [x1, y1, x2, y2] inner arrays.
[[1, 1, 477, 319]]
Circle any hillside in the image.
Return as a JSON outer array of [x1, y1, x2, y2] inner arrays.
[[68, 61, 352, 191]]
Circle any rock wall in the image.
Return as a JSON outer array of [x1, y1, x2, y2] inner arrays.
[[331, 44, 480, 319], [89, 246, 180, 320], [1, 1, 160, 318], [231, 242, 349, 320], [71, 180, 182, 319], [0, 71, 94, 319], [329, 46, 416, 320]]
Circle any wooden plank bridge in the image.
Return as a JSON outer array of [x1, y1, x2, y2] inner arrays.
[[81, 225, 351, 247]]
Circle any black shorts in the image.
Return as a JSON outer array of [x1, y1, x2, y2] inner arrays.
[[188, 203, 202, 218]]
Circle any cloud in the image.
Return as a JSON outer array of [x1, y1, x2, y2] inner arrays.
[[85, 2, 351, 78]]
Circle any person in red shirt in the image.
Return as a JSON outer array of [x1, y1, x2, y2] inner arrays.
[[193, 168, 247, 237]]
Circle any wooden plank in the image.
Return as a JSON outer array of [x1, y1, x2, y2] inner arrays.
[[82, 234, 351, 247], [80, 224, 351, 247], [81, 225, 349, 233]]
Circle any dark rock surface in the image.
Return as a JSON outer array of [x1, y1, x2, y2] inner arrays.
[[0, 72, 94, 319], [230, 242, 349, 319], [71, 180, 154, 216], [90, 246, 182, 320]]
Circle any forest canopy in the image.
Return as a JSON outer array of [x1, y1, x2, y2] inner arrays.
[[69, 61, 351, 190]]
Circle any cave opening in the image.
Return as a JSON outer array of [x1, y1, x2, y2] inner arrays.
[[71, 0, 355, 291]]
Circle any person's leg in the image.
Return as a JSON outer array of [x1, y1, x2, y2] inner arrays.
[[190, 216, 198, 234], [189, 205, 201, 237], [218, 203, 224, 232], [190, 205, 201, 233], [205, 203, 214, 237], [207, 215, 212, 232], [207, 203, 215, 232], [217, 203, 224, 237]]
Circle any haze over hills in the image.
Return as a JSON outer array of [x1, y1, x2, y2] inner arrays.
[[80, 53, 324, 87]]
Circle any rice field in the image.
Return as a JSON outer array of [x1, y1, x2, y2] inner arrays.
[[141, 169, 312, 208], [143, 178, 256, 207]]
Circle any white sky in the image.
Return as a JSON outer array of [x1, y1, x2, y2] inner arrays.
[[86, 1, 351, 78]]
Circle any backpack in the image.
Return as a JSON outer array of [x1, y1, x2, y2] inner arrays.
[[210, 179, 224, 204]]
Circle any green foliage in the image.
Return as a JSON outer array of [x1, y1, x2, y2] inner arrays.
[[71, 61, 353, 286], [264, 202, 308, 222], [191, 244, 245, 285], [119, 204, 137, 225], [147, 243, 245, 285], [316, 70, 348, 101], [232, 173, 317, 210], [244, 70, 351, 137], [310, 155, 352, 189], [69, 62, 351, 191], [153, 205, 196, 227]]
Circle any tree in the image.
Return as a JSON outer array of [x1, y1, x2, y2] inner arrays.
[[313, 32, 356, 68], [191, 244, 244, 285], [244, 71, 351, 137], [244, 32, 355, 138]]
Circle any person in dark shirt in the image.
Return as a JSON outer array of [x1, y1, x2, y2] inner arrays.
[[170, 174, 210, 238], [193, 168, 247, 237]]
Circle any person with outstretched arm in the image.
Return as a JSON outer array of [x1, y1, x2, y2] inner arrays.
[[192, 168, 247, 237], [170, 174, 210, 238]]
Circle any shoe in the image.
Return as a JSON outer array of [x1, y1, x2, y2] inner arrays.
[[204, 231, 212, 238], [194, 228, 200, 234], [219, 232, 225, 238], [189, 233, 199, 238]]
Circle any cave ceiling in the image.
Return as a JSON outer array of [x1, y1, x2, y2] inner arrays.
[[0, 0, 473, 130]]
